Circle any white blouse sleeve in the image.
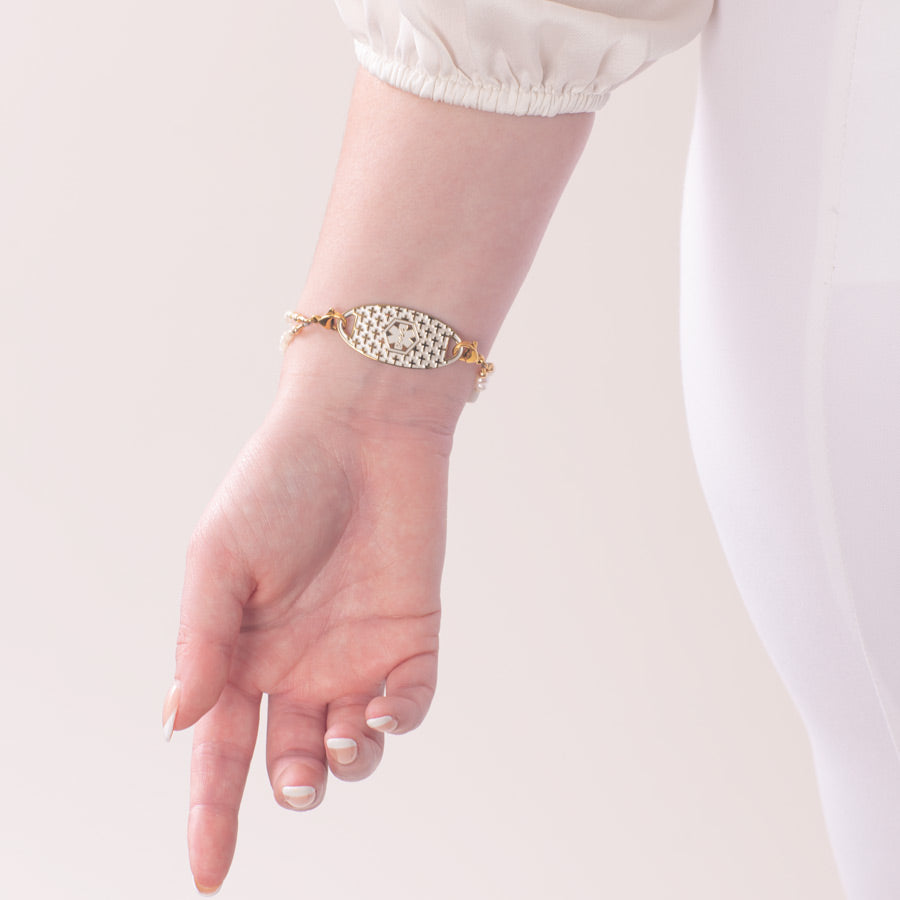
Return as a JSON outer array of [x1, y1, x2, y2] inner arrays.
[[332, 0, 713, 117]]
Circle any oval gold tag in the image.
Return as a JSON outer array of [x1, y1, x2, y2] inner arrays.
[[337, 304, 462, 369]]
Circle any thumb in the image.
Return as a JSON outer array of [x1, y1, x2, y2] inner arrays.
[[162, 528, 252, 740]]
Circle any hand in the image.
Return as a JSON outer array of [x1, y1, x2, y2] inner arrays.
[[163, 342, 458, 892]]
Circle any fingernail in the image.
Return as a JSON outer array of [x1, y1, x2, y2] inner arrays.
[[326, 737, 358, 765], [162, 679, 182, 742], [282, 785, 317, 810], [194, 881, 221, 895], [366, 715, 398, 733]]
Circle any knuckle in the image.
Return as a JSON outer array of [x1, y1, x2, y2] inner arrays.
[[183, 520, 251, 594], [185, 525, 217, 569], [193, 737, 250, 771]]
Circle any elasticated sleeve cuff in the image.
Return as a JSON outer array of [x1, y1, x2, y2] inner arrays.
[[334, 0, 714, 117]]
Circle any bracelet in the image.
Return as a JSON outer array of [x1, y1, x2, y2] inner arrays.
[[280, 304, 494, 402]]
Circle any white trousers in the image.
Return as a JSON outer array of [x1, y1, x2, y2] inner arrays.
[[681, 1, 900, 896]]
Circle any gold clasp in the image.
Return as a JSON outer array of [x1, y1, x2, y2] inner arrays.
[[281, 308, 346, 352], [453, 340, 493, 378], [308, 308, 345, 330], [453, 339, 483, 365]]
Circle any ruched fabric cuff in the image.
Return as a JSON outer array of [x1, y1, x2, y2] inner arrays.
[[334, 0, 714, 118], [353, 38, 611, 117]]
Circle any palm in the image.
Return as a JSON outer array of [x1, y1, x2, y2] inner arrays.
[[227, 420, 445, 699]]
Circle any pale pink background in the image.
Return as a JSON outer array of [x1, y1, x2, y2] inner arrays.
[[0, 2, 844, 897]]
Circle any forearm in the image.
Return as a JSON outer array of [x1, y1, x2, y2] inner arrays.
[[279, 66, 594, 429]]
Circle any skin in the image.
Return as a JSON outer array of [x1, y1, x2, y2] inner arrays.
[[166, 66, 594, 892]]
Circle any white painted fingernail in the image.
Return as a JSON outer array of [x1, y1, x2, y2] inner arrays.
[[282, 785, 317, 810], [366, 715, 398, 733], [326, 737, 358, 765], [162, 679, 181, 742]]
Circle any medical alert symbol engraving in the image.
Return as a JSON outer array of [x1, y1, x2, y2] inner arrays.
[[384, 319, 418, 354]]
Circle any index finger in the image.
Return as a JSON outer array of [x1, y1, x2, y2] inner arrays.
[[188, 682, 261, 893]]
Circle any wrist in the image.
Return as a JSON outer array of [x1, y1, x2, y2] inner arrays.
[[274, 308, 476, 442]]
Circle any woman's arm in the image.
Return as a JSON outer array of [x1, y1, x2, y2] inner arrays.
[[166, 66, 594, 893]]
